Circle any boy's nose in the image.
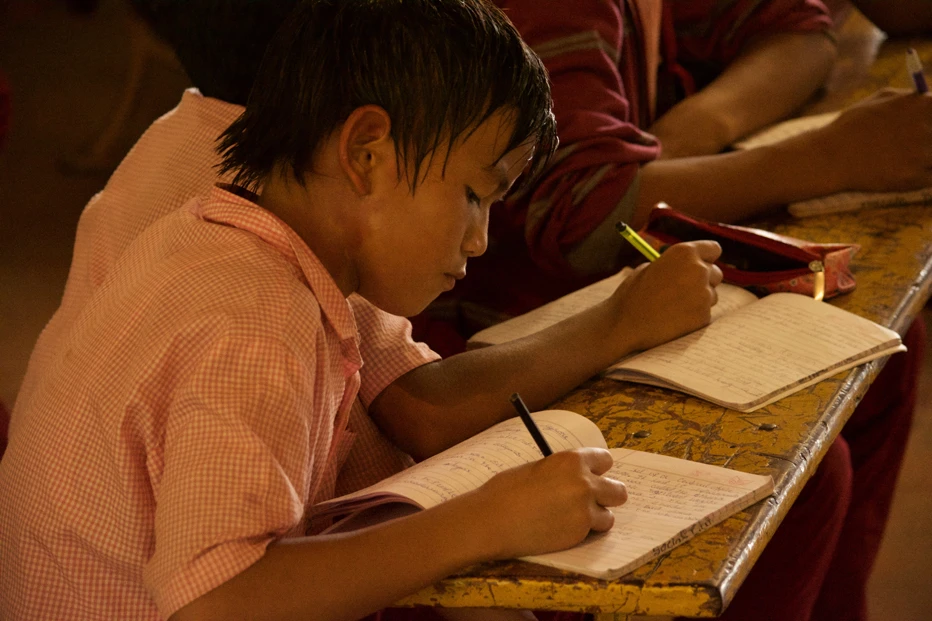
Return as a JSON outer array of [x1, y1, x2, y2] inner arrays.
[[463, 208, 489, 257]]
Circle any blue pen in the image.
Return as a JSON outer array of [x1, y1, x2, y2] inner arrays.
[[907, 48, 928, 94]]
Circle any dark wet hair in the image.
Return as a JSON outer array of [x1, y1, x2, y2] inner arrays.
[[216, 0, 557, 193]]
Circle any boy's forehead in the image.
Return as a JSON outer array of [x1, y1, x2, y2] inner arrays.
[[482, 141, 535, 188]]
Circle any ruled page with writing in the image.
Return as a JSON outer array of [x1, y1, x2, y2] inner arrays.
[[607, 292, 904, 412], [313, 410, 606, 519], [468, 269, 632, 347], [522, 448, 773, 579], [468, 270, 758, 348]]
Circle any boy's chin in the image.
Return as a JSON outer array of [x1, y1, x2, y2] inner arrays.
[[360, 291, 436, 319]]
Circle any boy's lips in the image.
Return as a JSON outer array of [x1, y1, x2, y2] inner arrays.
[[442, 270, 466, 291]]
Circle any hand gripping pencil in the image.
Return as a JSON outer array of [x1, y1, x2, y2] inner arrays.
[[510, 392, 553, 457]]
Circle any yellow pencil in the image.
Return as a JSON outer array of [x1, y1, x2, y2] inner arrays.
[[615, 221, 661, 262]]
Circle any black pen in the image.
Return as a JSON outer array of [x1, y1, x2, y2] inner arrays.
[[510, 392, 553, 457]]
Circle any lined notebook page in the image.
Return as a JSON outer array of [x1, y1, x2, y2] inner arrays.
[[608, 293, 904, 412], [313, 411, 606, 517], [523, 448, 773, 579], [469, 269, 632, 347], [468, 271, 757, 347]]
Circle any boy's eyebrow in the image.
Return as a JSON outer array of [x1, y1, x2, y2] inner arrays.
[[484, 165, 512, 195]]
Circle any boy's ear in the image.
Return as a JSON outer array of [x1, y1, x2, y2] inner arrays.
[[339, 105, 394, 196]]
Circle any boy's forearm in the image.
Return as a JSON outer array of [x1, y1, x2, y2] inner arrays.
[[169, 494, 498, 621], [370, 300, 632, 460], [649, 32, 836, 158], [632, 128, 845, 226]]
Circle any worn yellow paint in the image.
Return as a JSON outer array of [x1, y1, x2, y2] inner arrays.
[[396, 18, 932, 618]]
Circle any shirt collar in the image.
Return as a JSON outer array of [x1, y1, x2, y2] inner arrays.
[[193, 185, 361, 347]]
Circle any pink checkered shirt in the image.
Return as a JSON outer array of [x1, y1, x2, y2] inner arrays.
[[0, 94, 438, 620]]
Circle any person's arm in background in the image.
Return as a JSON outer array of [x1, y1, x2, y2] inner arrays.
[[649, 0, 837, 158], [489, 0, 839, 278], [648, 32, 837, 158], [499, 0, 932, 268]]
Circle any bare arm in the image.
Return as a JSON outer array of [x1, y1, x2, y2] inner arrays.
[[634, 131, 840, 224], [634, 90, 932, 226], [649, 32, 837, 159], [371, 242, 723, 461], [170, 449, 625, 621]]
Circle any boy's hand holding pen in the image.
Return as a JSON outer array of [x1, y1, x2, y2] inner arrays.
[[599, 215, 723, 353], [462, 393, 625, 558]]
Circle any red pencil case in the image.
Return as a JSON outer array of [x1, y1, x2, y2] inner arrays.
[[639, 205, 859, 300]]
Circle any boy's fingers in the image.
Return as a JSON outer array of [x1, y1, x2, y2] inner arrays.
[[578, 447, 614, 476], [692, 240, 723, 262], [589, 505, 616, 532], [594, 476, 628, 507], [709, 264, 724, 287]]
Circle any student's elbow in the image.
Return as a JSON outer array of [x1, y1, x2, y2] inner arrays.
[[369, 368, 454, 461]]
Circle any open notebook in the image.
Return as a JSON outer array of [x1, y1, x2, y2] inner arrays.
[[733, 111, 932, 217], [468, 269, 904, 412], [313, 410, 774, 581]]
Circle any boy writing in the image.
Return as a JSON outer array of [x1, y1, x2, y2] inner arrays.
[[0, 2, 723, 619]]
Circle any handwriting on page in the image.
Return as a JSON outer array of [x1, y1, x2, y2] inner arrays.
[[346, 415, 598, 510], [471, 270, 631, 345], [472, 274, 755, 347], [526, 449, 772, 574], [711, 284, 758, 321], [610, 293, 897, 405]]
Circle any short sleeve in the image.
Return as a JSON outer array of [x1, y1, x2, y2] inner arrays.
[[674, 0, 833, 65], [495, 0, 661, 276], [144, 334, 327, 618], [349, 294, 440, 408]]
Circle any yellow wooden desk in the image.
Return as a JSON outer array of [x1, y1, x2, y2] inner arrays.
[[397, 14, 932, 619]]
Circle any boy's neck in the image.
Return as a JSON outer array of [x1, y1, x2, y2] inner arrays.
[[256, 169, 360, 298]]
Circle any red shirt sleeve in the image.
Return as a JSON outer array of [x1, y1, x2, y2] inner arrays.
[[673, 0, 833, 65], [495, 0, 660, 277], [489, 0, 831, 280]]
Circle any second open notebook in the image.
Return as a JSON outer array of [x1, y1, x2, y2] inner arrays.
[[468, 270, 904, 412], [313, 410, 774, 580]]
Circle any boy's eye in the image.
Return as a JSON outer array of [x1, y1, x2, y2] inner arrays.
[[466, 187, 482, 205]]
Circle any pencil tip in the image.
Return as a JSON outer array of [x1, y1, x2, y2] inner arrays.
[[615, 221, 627, 233]]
